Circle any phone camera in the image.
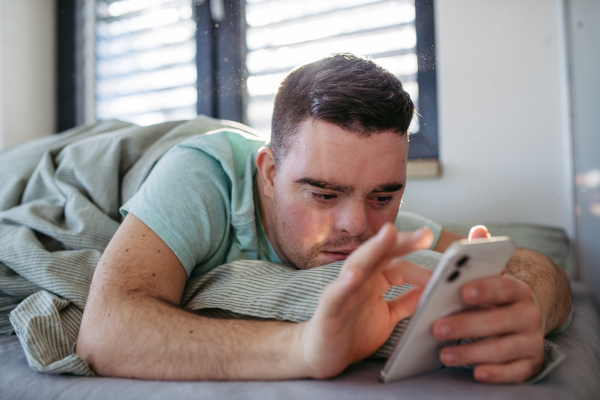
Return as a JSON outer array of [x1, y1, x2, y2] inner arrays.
[[456, 256, 469, 267], [447, 270, 460, 282]]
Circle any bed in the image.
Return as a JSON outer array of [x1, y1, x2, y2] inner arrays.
[[1, 118, 598, 399]]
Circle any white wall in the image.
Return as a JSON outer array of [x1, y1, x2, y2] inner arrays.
[[0, 0, 56, 151], [402, 0, 574, 237]]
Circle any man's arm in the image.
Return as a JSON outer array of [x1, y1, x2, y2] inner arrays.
[[77, 215, 434, 380], [431, 227, 572, 383], [503, 247, 572, 334], [77, 214, 307, 380]]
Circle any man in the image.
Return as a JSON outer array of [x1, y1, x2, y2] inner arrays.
[[77, 53, 571, 383]]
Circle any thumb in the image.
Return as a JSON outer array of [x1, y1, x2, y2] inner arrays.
[[468, 225, 491, 241]]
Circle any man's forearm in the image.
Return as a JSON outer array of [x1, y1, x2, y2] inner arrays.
[[77, 295, 307, 380], [505, 248, 572, 334]]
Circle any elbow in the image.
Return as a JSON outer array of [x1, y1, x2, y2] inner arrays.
[[76, 314, 115, 376], [76, 292, 159, 378], [76, 298, 132, 377]]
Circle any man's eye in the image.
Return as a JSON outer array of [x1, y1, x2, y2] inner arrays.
[[373, 196, 393, 205], [311, 193, 337, 201]]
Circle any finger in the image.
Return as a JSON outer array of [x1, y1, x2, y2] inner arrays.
[[461, 275, 533, 306], [382, 259, 432, 288], [339, 223, 397, 277], [440, 334, 544, 367], [468, 225, 491, 241], [388, 227, 434, 260], [326, 225, 432, 317], [473, 358, 544, 384], [387, 287, 425, 323], [432, 302, 541, 341], [323, 224, 427, 316], [317, 269, 363, 317], [341, 224, 430, 280]]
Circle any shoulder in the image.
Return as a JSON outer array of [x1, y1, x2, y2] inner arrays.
[[152, 128, 267, 179], [176, 128, 267, 156]]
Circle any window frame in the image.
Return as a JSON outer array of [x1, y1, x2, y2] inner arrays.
[[410, 0, 439, 160], [196, 0, 246, 122], [56, 0, 78, 132]]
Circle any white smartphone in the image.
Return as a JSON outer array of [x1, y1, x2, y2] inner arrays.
[[380, 237, 515, 383]]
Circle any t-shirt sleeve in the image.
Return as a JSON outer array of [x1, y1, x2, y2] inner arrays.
[[394, 210, 442, 250], [120, 145, 230, 277]]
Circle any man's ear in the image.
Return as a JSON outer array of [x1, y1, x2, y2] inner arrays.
[[255, 147, 276, 199]]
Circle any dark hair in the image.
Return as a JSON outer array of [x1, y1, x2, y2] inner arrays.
[[270, 53, 415, 166]]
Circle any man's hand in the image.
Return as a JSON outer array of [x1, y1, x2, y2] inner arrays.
[[296, 222, 434, 379], [432, 226, 546, 383]]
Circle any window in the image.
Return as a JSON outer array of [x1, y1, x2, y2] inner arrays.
[[244, 0, 439, 159], [58, 0, 438, 161], [245, 0, 419, 134], [95, 0, 198, 126]]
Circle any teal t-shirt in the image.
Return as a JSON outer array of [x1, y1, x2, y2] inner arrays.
[[120, 129, 442, 277]]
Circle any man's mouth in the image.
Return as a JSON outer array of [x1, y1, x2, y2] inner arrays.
[[321, 248, 357, 261]]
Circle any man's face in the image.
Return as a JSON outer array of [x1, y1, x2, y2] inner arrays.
[[270, 118, 408, 269]]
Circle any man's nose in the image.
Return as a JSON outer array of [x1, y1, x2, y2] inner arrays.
[[335, 200, 368, 237]]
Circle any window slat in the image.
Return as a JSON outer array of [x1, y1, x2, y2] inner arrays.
[[246, 0, 409, 27], [247, 2, 414, 50]]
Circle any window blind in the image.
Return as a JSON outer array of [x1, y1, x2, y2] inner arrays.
[[95, 0, 197, 126], [244, 0, 420, 136]]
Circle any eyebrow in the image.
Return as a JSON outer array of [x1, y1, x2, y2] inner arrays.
[[294, 178, 404, 195], [371, 183, 404, 193], [295, 178, 354, 195]]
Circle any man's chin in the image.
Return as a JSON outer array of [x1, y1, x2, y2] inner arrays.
[[297, 252, 349, 269]]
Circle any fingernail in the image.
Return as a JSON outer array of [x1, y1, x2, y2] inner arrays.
[[378, 223, 391, 237], [467, 287, 480, 300], [437, 324, 451, 338], [441, 351, 457, 366], [343, 270, 355, 285], [412, 227, 427, 240], [476, 370, 490, 381]]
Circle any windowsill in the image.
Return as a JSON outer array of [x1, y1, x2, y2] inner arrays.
[[407, 159, 441, 179]]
